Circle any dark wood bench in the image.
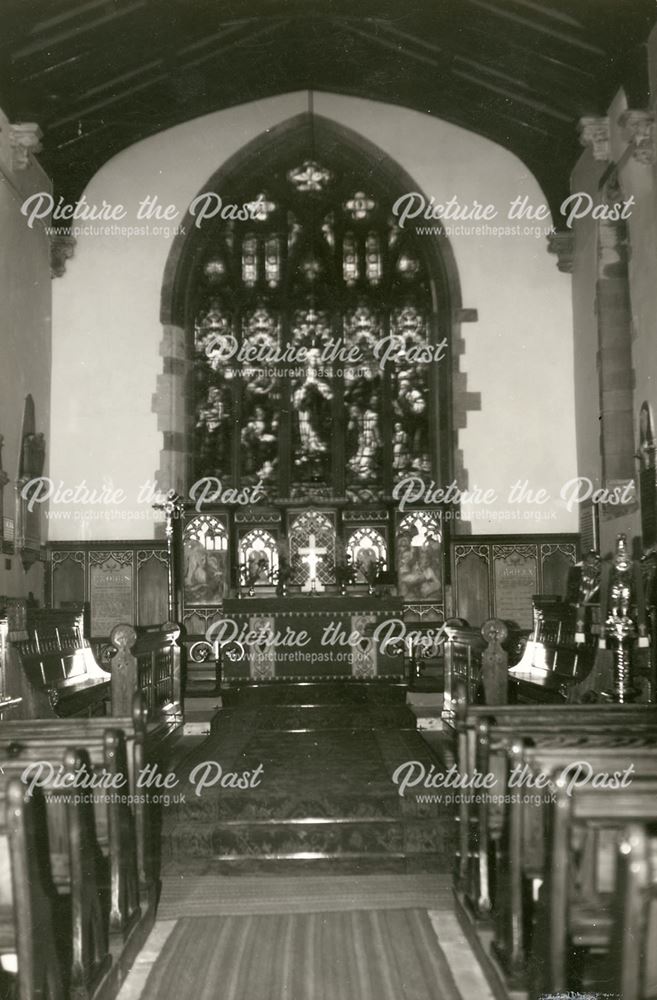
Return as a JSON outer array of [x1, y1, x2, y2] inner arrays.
[[0, 693, 154, 889], [536, 775, 657, 997], [466, 713, 657, 919], [0, 775, 64, 999], [507, 595, 602, 702], [609, 822, 657, 1000], [487, 742, 657, 991], [108, 622, 182, 723], [1, 603, 110, 718]]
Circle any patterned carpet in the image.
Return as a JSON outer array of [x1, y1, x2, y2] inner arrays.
[[139, 910, 462, 1000], [160, 682, 455, 874]]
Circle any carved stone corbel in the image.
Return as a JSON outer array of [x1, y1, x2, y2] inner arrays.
[[578, 116, 610, 162], [547, 230, 575, 273], [8, 123, 42, 171], [618, 109, 655, 165], [50, 234, 77, 278]]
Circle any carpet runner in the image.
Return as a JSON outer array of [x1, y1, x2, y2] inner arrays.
[[156, 874, 453, 918], [138, 910, 462, 1000], [160, 681, 455, 875]]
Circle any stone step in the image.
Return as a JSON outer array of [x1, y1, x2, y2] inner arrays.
[[221, 681, 408, 708], [162, 817, 455, 864], [210, 704, 416, 733], [161, 853, 449, 876], [168, 791, 446, 824]]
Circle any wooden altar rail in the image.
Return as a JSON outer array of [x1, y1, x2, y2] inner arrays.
[[109, 621, 182, 721], [0, 713, 160, 1000]]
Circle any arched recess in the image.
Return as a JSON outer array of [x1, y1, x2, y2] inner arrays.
[[154, 112, 479, 497]]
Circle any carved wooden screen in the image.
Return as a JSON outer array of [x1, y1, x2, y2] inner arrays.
[[191, 157, 438, 502]]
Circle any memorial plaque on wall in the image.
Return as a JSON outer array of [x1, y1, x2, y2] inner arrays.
[[90, 555, 134, 636], [493, 546, 538, 628]]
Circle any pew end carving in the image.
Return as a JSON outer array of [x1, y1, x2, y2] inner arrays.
[[109, 621, 182, 724]]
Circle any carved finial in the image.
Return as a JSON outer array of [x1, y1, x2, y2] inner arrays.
[[8, 123, 42, 171], [50, 234, 76, 278], [547, 230, 574, 273], [110, 623, 137, 651], [578, 116, 610, 161], [618, 109, 655, 165]]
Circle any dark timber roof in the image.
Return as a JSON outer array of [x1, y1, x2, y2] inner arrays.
[[1, 0, 656, 212]]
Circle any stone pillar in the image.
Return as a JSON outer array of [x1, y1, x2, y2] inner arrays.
[[596, 175, 636, 488], [152, 324, 188, 495]]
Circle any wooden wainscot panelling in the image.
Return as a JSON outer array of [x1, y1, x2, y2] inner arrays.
[[48, 541, 169, 638], [451, 534, 578, 627]]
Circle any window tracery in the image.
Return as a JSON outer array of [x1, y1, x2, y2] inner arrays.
[[192, 156, 438, 498]]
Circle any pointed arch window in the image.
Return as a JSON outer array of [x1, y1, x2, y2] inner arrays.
[[191, 153, 441, 501]]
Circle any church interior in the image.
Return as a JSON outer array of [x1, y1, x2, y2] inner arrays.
[[2, 0, 657, 997]]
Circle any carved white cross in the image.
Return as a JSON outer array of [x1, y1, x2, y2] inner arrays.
[[299, 533, 328, 592]]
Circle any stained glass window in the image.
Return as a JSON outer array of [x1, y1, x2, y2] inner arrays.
[[192, 156, 439, 499]]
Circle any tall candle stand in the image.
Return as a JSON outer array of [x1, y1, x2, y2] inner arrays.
[[601, 534, 650, 703]]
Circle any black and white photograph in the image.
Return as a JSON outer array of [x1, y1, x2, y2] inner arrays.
[[1, 1, 657, 997]]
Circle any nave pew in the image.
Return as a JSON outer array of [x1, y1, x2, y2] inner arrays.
[[451, 686, 657, 993], [0, 730, 140, 930], [0, 694, 156, 892], [453, 688, 657, 891], [610, 822, 657, 1000], [0, 726, 157, 999], [0, 776, 64, 1000], [467, 715, 657, 919], [534, 775, 657, 999], [497, 745, 657, 988], [0, 747, 116, 1000]]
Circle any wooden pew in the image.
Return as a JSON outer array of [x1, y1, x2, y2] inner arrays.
[[0, 603, 110, 719], [441, 619, 527, 713], [536, 775, 657, 998], [0, 731, 141, 940], [494, 744, 657, 990], [507, 595, 601, 703], [0, 777, 64, 1000], [609, 822, 657, 1000], [109, 622, 182, 724], [466, 714, 657, 924], [1, 748, 113, 999], [0, 702, 152, 891], [453, 683, 657, 890]]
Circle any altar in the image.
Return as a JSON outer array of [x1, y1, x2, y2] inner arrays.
[[217, 595, 405, 683]]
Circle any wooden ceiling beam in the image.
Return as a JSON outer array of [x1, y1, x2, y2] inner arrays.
[[12, 0, 147, 60], [179, 20, 287, 71], [48, 19, 287, 129], [451, 66, 572, 121], [504, 0, 585, 29], [338, 21, 447, 70], [30, 0, 128, 35], [466, 0, 605, 54]]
